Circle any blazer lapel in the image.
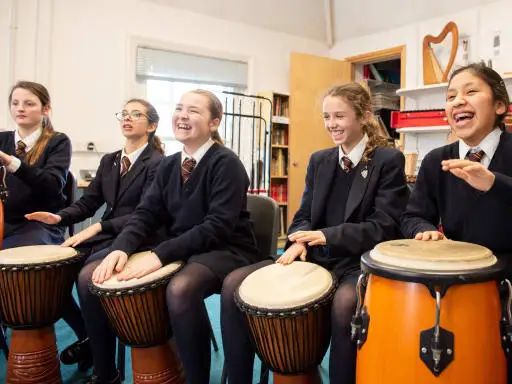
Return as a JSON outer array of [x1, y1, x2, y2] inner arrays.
[[311, 149, 338, 226], [108, 152, 121, 202], [344, 160, 375, 221]]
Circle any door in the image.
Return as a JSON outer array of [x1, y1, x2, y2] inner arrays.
[[288, 52, 351, 224]]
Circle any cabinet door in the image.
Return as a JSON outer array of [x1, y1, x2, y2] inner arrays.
[[288, 52, 351, 223]]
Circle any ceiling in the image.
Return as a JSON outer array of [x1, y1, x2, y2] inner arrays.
[[146, 0, 500, 44]]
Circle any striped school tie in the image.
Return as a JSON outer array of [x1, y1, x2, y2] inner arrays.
[[465, 149, 485, 163], [341, 156, 354, 173], [120, 156, 131, 177], [181, 158, 197, 183], [15, 140, 27, 157]]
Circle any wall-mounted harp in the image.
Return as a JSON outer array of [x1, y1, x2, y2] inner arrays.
[[423, 21, 459, 85]]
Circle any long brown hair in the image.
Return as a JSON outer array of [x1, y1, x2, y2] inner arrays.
[[125, 98, 164, 154], [8, 81, 56, 166], [324, 82, 389, 162], [188, 89, 224, 145], [448, 63, 510, 130]]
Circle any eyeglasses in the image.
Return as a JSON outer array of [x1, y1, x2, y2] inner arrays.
[[115, 111, 148, 121]]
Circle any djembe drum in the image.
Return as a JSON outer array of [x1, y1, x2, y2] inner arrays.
[[0, 245, 81, 383], [89, 251, 184, 384], [235, 261, 336, 384], [352, 239, 507, 384]]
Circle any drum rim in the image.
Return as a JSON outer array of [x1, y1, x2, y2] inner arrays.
[[0, 250, 84, 271], [361, 251, 506, 284], [88, 262, 184, 297], [234, 271, 338, 317]]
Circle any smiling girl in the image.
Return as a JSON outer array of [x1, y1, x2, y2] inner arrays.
[[221, 82, 409, 383], [77, 89, 259, 384], [402, 63, 512, 253], [0, 81, 71, 248]]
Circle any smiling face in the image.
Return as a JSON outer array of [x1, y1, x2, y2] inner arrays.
[[119, 101, 155, 141], [446, 70, 507, 147], [9, 87, 49, 132], [322, 95, 365, 154], [172, 92, 220, 154]]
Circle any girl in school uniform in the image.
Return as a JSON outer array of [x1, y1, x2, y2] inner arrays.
[[401, 63, 512, 252], [0, 81, 71, 248], [221, 82, 409, 384], [401, 63, 512, 384], [78, 89, 259, 384], [25, 98, 165, 371]]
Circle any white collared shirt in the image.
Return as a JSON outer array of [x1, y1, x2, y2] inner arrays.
[[338, 134, 369, 168], [121, 143, 148, 174], [458, 128, 502, 168], [8, 127, 43, 173], [181, 138, 214, 166]]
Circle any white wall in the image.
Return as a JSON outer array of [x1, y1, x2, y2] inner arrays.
[[0, 0, 328, 175], [330, 0, 512, 90]]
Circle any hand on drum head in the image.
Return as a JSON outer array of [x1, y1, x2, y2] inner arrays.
[[25, 211, 62, 225], [288, 230, 326, 246], [276, 242, 307, 265], [92, 250, 128, 284], [117, 251, 162, 281], [441, 159, 495, 192], [414, 231, 445, 241]]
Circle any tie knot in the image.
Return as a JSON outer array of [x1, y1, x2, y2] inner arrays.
[[465, 149, 485, 163], [341, 156, 354, 173], [120, 156, 131, 177], [16, 140, 27, 157], [181, 157, 197, 183]]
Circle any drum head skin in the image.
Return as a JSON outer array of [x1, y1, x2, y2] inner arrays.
[[237, 261, 334, 310], [0, 245, 78, 265], [92, 251, 183, 290], [363, 239, 505, 284]]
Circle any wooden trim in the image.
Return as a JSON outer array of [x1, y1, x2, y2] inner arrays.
[[344, 45, 407, 145]]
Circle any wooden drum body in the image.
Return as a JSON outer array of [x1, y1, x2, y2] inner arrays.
[[0, 245, 81, 384], [235, 261, 336, 384], [353, 240, 507, 384], [90, 252, 184, 384]]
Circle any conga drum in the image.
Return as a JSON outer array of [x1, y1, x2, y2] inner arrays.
[[235, 261, 336, 384], [352, 239, 507, 384], [0, 245, 82, 383], [89, 251, 185, 384]]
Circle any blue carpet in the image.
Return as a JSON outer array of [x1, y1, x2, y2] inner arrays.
[[0, 295, 329, 383]]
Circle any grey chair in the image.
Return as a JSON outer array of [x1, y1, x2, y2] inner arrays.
[[220, 194, 280, 384]]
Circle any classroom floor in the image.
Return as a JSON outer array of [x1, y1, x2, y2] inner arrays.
[[0, 294, 330, 383]]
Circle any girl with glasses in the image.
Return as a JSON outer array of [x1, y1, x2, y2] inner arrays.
[[26, 98, 164, 373]]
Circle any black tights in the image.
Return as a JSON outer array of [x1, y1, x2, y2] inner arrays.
[[166, 262, 221, 384], [77, 249, 118, 381], [221, 263, 358, 384], [221, 260, 272, 384]]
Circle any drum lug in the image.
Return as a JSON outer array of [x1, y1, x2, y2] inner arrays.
[[351, 309, 370, 349], [351, 273, 370, 348], [500, 279, 512, 355], [419, 326, 454, 376], [419, 289, 454, 376]]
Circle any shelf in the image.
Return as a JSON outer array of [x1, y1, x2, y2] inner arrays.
[[396, 73, 512, 97], [278, 202, 288, 206], [272, 144, 288, 149], [272, 116, 289, 124], [396, 125, 450, 133], [271, 175, 288, 179]]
